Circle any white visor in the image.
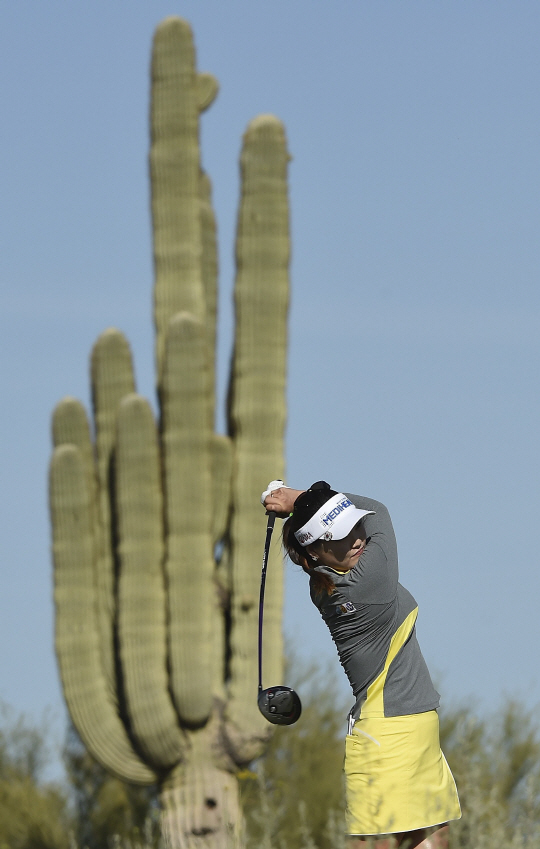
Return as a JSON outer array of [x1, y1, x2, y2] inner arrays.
[[294, 493, 375, 547]]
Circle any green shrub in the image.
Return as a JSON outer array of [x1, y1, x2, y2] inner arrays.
[[240, 671, 540, 849], [441, 700, 540, 847], [0, 705, 70, 849], [239, 663, 348, 849], [2, 685, 540, 848], [63, 726, 160, 849]]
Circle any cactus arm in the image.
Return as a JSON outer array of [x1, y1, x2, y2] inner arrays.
[[52, 396, 94, 472], [91, 330, 137, 479], [52, 397, 98, 535], [90, 328, 136, 698], [150, 17, 218, 377], [196, 73, 219, 112], [161, 313, 215, 725], [225, 116, 290, 761], [50, 444, 156, 784], [115, 394, 185, 769]]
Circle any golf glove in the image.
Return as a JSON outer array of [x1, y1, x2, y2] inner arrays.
[[260, 480, 291, 505]]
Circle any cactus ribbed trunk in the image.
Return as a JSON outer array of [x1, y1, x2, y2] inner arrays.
[[161, 767, 242, 849], [50, 17, 291, 849]]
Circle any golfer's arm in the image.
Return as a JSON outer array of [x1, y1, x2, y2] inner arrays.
[[345, 493, 397, 557], [345, 492, 391, 527]]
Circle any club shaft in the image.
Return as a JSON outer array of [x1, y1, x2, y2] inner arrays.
[[258, 512, 276, 692]]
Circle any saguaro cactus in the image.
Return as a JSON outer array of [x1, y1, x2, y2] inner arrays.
[[49, 17, 290, 849]]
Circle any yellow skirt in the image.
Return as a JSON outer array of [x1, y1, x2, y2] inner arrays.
[[344, 710, 461, 836]]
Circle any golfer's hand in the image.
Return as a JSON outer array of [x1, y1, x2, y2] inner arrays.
[[264, 487, 304, 519]]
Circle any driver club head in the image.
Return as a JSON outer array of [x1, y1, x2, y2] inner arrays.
[[258, 685, 302, 726]]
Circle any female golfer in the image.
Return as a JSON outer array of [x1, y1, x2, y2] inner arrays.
[[262, 480, 461, 849]]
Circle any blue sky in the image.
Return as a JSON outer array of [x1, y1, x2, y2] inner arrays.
[[2, 1, 540, 765]]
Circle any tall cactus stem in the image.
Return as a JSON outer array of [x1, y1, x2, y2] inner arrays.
[[200, 170, 218, 426], [226, 115, 290, 761], [150, 18, 218, 378]]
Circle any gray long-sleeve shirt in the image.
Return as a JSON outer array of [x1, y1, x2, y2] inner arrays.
[[310, 494, 440, 720]]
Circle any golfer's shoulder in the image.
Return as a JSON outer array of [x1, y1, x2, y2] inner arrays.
[[344, 492, 390, 519]]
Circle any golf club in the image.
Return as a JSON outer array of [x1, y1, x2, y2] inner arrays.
[[257, 508, 302, 726]]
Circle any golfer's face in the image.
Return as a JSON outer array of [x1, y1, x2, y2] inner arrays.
[[310, 521, 367, 572]]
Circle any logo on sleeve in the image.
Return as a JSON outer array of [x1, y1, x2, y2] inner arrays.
[[338, 601, 356, 615]]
